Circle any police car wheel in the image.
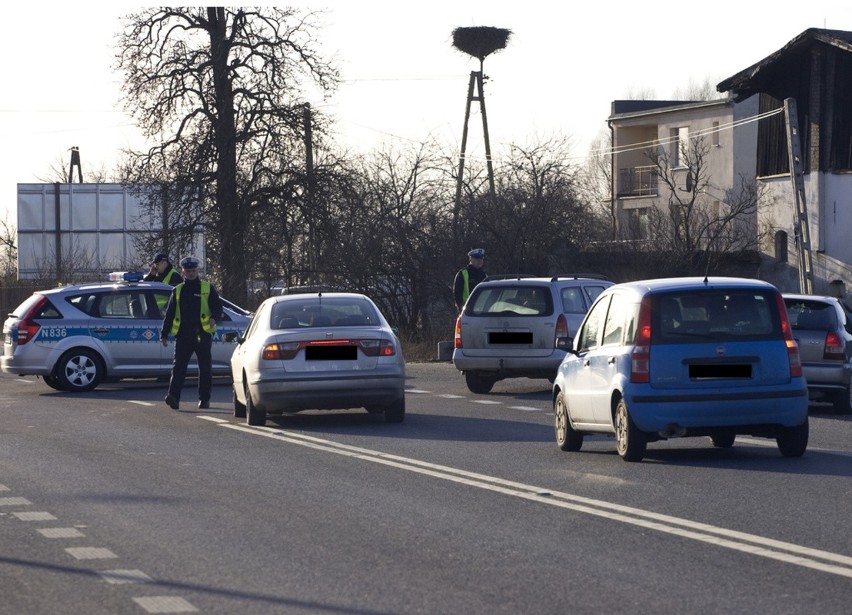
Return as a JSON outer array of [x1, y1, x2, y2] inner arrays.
[[55, 348, 104, 392], [42, 373, 67, 391]]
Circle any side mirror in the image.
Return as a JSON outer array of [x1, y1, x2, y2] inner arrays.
[[555, 336, 574, 353]]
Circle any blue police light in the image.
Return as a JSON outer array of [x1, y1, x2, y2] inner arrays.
[[109, 271, 145, 283]]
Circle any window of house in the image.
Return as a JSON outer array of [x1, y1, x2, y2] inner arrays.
[[670, 126, 689, 167], [775, 230, 788, 263], [626, 208, 649, 240], [712, 122, 720, 147]]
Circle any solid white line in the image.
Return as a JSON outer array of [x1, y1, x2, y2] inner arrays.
[[216, 421, 852, 579]]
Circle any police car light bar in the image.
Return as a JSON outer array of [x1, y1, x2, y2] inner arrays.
[[109, 271, 145, 283]]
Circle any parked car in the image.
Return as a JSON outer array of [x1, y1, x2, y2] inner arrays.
[[1, 272, 251, 392], [229, 292, 406, 426], [452, 274, 613, 393], [552, 277, 809, 462], [783, 293, 852, 413]]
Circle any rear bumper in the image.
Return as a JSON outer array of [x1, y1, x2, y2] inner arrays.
[[250, 369, 405, 412], [801, 362, 852, 390], [626, 383, 809, 432], [452, 349, 565, 378]]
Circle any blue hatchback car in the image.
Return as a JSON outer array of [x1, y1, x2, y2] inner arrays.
[[552, 277, 809, 462]]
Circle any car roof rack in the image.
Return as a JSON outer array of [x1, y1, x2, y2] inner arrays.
[[484, 274, 538, 281], [550, 273, 611, 282]]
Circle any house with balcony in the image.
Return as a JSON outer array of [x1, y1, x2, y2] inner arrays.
[[608, 96, 759, 245]]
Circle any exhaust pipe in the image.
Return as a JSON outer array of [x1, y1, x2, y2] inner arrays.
[[659, 423, 687, 438]]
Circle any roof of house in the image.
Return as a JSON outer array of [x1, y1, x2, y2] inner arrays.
[[718, 28, 852, 100], [608, 98, 731, 121]]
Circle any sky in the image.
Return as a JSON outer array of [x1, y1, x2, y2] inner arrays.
[[3, 2, 852, 226]]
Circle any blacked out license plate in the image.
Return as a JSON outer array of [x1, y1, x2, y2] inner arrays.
[[489, 332, 533, 345], [306, 345, 358, 360]]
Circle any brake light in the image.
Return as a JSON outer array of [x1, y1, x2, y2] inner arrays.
[[824, 331, 846, 360], [454, 315, 463, 349], [16, 295, 49, 345], [555, 313, 569, 348], [359, 339, 396, 357], [262, 341, 300, 360], [631, 296, 653, 383], [774, 292, 802, 377]]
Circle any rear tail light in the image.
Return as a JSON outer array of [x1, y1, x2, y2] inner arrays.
[[262, 341, 301, 360], [454, 315, 463, 349], [824, 331, 846, 360], [554, 313, 569, 349], [775, 292, 803, 378], [630, 296, 653, 383], [359, 339, 396, 357], [16, 296, 48, 345]]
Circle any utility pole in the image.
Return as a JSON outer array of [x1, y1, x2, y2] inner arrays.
[[68, 146, 83, 183]]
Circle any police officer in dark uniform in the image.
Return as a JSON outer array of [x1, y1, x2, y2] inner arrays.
[[160, 256, 223, 410], [144, 253, 183, 286], [453, 248, 487, 312]]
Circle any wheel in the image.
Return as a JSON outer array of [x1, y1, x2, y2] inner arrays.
[[384, 398, 405, 423], [465, 372, 495, 394], [832, 380, 852, 414], [245, 386, 266, 426], [777, 419, 808, 457], [42, 373, 67, 391], [614, 398, 646, 462], [710, 433, 736, 448], [554, 392, 583, 451], [233, 385, 246, 418], [55, 348, 103, 392]]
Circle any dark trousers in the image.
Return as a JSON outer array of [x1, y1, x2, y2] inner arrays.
[[167, 332, 213, 403]]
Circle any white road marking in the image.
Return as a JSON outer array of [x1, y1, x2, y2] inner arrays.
[[132, 596, 198, 613], [472, 400, 502, 405], [13, 511, 57, 521], [65, 547, 117, 560], [98, 569, 153, 585], [510, 406, 542, 412], [130, 400, 155, 407], [38, 527, 84, 538], [197, 416, 228, 424], [0, 484, 8, 491], [436, 394, 464, 399], [407, 389, 431, 394], [216, 420, 852, 580], [0, 497, 31, 506]]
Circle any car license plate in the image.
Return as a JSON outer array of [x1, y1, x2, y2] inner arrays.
[[305, 345, 358, 361], [489, 332, 533, 345]]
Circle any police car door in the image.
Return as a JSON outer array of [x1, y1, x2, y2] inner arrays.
[[91, 290, 164, 374]]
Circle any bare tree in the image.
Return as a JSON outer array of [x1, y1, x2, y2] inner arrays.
[[36, 150, 115, 184], [115, 7, 338, 303], [671, 76, 726, 101], [644, 134, 767, 272], [576, 129, 616, 238]]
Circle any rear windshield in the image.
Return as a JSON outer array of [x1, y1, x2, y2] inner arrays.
[[467, 285, 553, 316], [652, 289, 781, 343], [785, 299, 838, 331], [270, 297, 380, 329]]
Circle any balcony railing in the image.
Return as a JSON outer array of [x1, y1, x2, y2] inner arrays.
[[618, 165, 657, 197]]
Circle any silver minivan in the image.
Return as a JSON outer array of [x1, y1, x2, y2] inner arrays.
[[453, 274, 612, 393]]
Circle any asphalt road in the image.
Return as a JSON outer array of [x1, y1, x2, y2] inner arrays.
[[1, 363, 851, 614]]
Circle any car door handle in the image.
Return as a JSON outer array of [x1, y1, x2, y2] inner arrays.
[[583, 359, 590, 367], [92, 327, 108, 334], [608, 356, 616, 364]]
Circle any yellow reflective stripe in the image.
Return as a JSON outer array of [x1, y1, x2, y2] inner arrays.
[[462, 269, 470, 302]]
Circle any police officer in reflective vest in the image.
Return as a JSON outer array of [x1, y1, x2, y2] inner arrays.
[[144, 253, 183, 286], [453, 248, 487, 312], [160, 256, 223, 410]]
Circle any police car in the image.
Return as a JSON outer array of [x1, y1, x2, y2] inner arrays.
[[1, 272, 251, 392]]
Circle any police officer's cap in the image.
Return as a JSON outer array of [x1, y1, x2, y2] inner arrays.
[[468, 248, 486, 259], [152, 253, 169, 264], [180, 256, 200, 269]]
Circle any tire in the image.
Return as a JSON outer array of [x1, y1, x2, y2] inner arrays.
[[384, 398, 405, 423], [233, 385, 246, 419], [777, 419, 808, 457], [42, 373, 67, 391], [55, 348, 103, 392], [614, 398, 646, 462], [832, 380, 852, 414], [710, 433, 736, 448], [554, 392, 583, 452], [465, 372, 495, 394], [245, 386, 266, 426]]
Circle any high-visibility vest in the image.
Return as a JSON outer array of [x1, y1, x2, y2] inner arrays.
[[461, 269, 471, 304], [171, 280, 216, 335], [163, 267, 180, 285]]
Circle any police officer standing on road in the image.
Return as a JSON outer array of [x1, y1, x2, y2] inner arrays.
[[160, 256, 223, 410], [453, 248, 487, 312], [144, 253, 183, 286]]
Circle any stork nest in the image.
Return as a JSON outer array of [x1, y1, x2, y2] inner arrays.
[[451, 26, 512, 61]]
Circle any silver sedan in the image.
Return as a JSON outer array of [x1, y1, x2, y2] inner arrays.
[[230, 292, 406, 426]]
